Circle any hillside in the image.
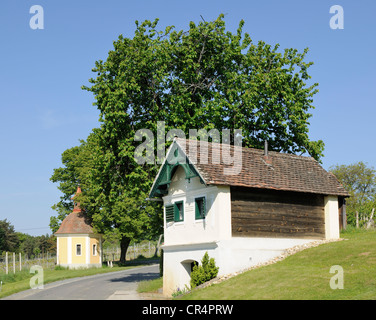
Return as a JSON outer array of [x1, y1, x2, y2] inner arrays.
[[179, 229, 376, 300]]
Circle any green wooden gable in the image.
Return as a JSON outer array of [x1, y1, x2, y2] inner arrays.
[[149, 141, 204, 198]]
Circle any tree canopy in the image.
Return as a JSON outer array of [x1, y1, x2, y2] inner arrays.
[[0, 219, 19, 253], [331, 162, 376, 227], [0, 219, 55, 257], [83, 14, 323, 159], [51, 15, 323, 262]]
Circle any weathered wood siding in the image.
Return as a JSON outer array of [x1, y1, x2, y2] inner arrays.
[[231, 187, 325, 239], [338, 196, 346, 230]]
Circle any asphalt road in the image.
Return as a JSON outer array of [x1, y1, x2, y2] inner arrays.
[[2, 264, 159, 300]]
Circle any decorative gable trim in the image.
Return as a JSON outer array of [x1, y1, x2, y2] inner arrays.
[[149, 140, 206, 198]]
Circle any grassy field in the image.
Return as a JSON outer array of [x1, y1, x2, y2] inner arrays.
[[0, 262, 150, 299], [177, 229, 376, 300], [138, 276, 163, 293]]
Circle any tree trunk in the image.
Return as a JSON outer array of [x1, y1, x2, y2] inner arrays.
[[356, 211, 359, 228], [120, 236, 131, 265], [366, 208, 375, 229], [154, 234, 163, 257]]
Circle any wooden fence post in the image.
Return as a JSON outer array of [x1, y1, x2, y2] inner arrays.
[[13, 252, 15, 274], [5, 252, 8, 275], [19, 253, 22, 271]]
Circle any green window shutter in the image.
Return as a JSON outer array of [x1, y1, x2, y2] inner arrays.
[[195, 197, 206, 220], [174, 201, 184, 222], [165, 205, 174, 223], [195, 200, 200, 219]]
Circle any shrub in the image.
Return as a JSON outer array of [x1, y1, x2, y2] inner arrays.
[[190, 252, 219, 288]]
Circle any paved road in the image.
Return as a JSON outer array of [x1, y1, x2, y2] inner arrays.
[[2, 264, 159, 300]]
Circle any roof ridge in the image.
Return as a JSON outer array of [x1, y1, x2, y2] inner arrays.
[[176, 138, 315, 162]]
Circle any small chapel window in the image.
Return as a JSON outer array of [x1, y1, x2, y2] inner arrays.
[[76, 244, 82, 256]]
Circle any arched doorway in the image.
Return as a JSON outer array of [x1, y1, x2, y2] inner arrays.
[[180, 259, 199, 288]]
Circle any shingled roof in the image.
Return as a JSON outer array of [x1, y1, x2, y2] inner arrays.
[[54, 211, 94, 234], [151, 138, 349, 197]]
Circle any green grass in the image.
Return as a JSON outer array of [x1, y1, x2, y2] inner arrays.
[[0, 264, 143, 299], [178, 229, 376, 300], [137, 277, 163, 293]]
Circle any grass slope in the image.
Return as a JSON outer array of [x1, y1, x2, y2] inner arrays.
[[180, 229, 376, 300]]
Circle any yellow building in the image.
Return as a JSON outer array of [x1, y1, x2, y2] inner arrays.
[[55, 187, 103, 269]]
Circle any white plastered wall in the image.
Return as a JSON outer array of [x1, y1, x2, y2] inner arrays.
[[324, 195, 340, 240], [163, 242, 219, 295], [162, 237, 314, 296], [162, 166, 338, 296], [163, 166, 232, 247], [162, 166, 232, 295]]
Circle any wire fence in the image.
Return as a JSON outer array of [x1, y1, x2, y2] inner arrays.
[[103, 240, 161, 262], [0, 252, 56, 274], [0, 239, 162, 274]]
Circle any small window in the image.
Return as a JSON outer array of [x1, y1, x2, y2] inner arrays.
[[93, 244, 97, 256], [195, 197, 206, 220], [165, 202, 184, 223], [76, 244, 82, 256], [174, 201, 184, 222]]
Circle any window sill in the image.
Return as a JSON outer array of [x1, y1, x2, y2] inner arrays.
[[166, 221, 185, 228]]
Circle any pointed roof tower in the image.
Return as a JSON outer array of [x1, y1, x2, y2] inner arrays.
[[55, 186, 94, 234], [72, 185, 82, 212]]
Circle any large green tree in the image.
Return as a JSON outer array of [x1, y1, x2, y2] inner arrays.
[[50, 129, 161, 263], [83, 15, 323, 158], [51, 15, 323, 263], [50, 139, 92, 232]]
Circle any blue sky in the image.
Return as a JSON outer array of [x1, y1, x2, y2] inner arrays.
[[0, 1, 375, 236]]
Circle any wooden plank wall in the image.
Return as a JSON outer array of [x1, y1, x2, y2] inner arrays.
[[231, 187, 325, 239], [338, 197, 346, 230]]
